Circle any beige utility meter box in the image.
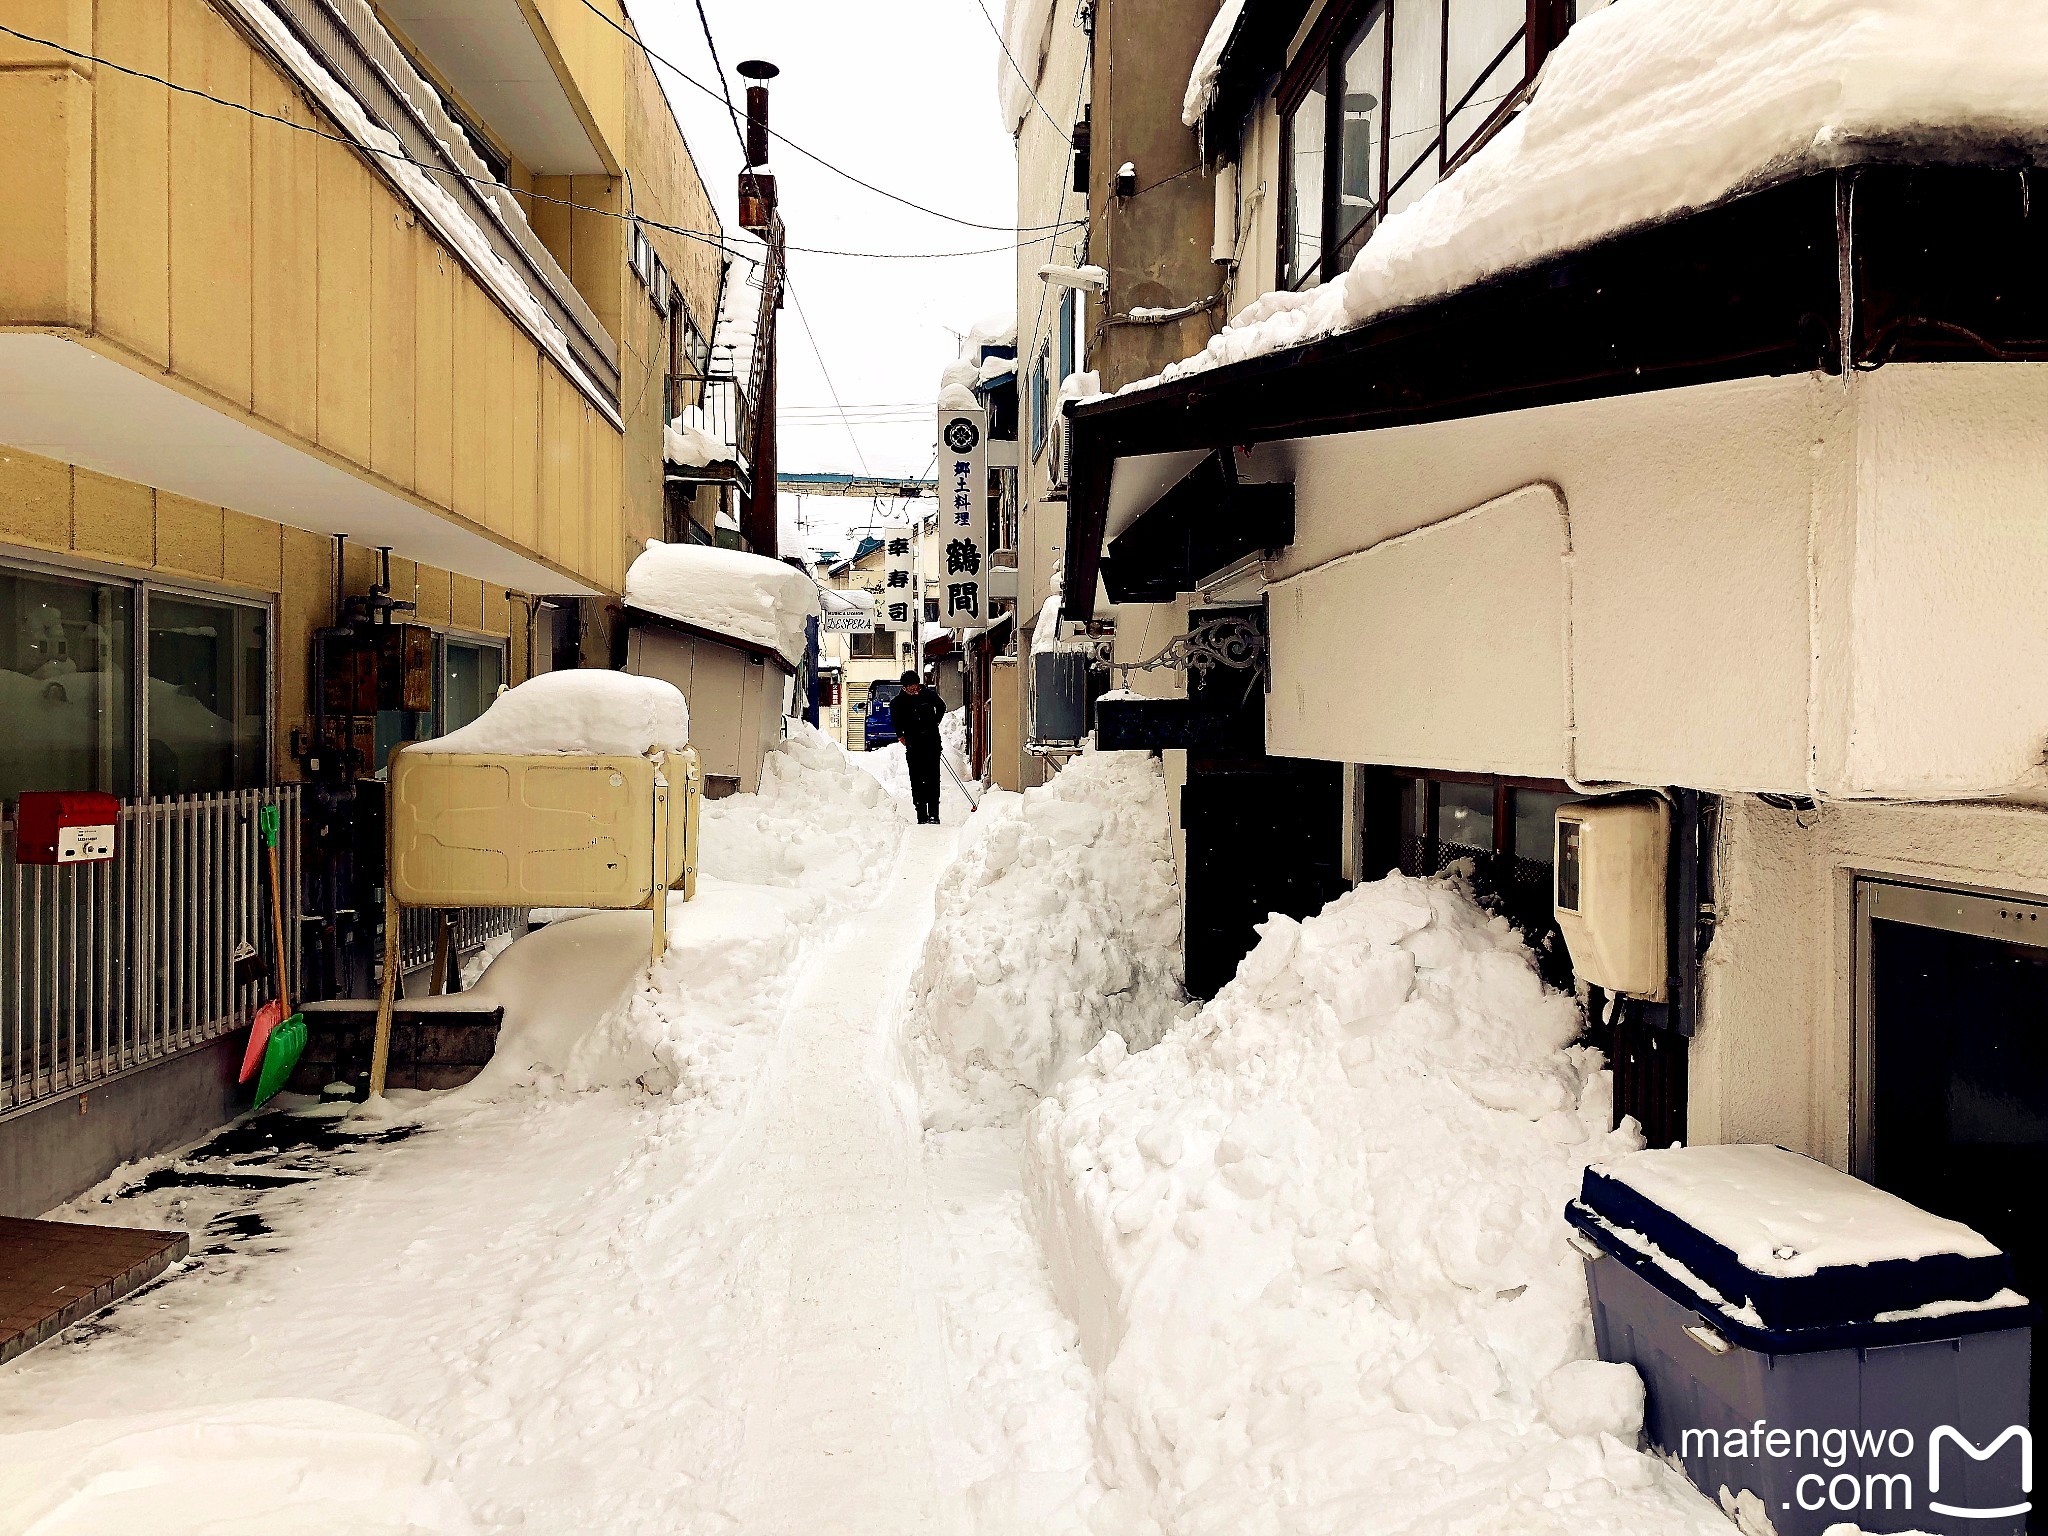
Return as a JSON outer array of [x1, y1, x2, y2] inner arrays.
[[389, 746, 700, 918], [1554, 795, 1669, 1001]]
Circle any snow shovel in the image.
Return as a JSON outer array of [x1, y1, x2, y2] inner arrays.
[[241, 805, 305, 1107], [940, 753, 980, 811]]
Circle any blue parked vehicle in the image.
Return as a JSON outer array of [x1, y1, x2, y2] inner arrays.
[[863, 680, 905, 751]]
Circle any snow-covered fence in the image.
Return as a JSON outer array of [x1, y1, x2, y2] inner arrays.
[[0, 786, 301, 1118]]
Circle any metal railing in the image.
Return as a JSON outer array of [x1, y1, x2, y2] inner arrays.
[[399, 905, 527, 979], [1, 788, 301, 1119], [665, 371, 753, 472]]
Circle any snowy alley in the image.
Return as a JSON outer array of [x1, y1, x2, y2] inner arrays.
[[3, 721, 1743, 1535], [8, 0, 2048, 1531]]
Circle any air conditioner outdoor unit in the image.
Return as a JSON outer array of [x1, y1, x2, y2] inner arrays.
[[1048, 417, 1071, 490], [1554, 795, 1669, 1000]]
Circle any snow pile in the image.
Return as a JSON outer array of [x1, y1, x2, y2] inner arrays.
[[699, 723, 907, 893], [624, 541, 821, 667], [1023, 873, 1730, 1534], [997, 0, 1059, 135], [911, 752, 1183, 1130], [410, 670, 688, 756], [0, 1399, 476, 1533], [1137, 0, 2048, 391], [663, 415, 729, 469], [1182, 0, 1243, 127]]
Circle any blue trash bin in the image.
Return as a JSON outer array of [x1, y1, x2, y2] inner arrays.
[[1568, 1144, 2031, 1536]]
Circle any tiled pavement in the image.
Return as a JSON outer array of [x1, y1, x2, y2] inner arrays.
[[0, 1215, 187, 1366]]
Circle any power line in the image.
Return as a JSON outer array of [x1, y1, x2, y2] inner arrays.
[[786, 281, 871, 474], [970, 0, 1076, 146], [572, 0, 1063, 235], [690, 0, 749, 161], [0, 22, 1080, 262]]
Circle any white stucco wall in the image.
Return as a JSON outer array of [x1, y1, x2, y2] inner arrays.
[[1695, 794, 2048, 1168], [1268, 483, 1568, 775], [1251, 364, 2048, 803]]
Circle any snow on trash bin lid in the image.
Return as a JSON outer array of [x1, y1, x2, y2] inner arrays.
[[1570, 1144, 2025, 1347], [410, 671, 690, 756]]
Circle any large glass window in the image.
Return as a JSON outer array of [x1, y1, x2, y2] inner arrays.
[[1282, 0, 1549, 287], [1282, 80, 1329, 288], [442, 638, 504, 736], [148, 593, 267, 795], [0, 566, 133, 803]]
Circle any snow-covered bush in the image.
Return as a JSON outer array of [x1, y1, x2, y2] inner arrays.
[[1025, 874, 1722, 1535], [699, 723, 907, 895], [911, 751, 1184, 1129]]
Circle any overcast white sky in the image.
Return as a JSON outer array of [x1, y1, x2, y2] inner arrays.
[[630, 0, 1022, 558]]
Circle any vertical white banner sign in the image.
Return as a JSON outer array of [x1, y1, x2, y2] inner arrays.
[[937, 402, 989, 629], [882, 524, 916, 637]]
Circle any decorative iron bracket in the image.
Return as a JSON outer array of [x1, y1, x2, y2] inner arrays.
[[1113, 615, 1268, 686]]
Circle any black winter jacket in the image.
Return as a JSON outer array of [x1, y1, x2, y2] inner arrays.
[[890, 688, 946, 751]]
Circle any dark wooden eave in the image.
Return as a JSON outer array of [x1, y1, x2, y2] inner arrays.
[[1063, 162, 2048, 620], [1101, 449, 1295, 604]]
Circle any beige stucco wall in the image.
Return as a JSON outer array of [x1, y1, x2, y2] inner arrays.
[[0, 445, 534, 785]]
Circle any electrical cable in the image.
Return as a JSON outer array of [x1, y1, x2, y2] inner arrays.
[[786, 280, 872, 474], [0, 22, 1079, 262], [968, 0, 1075, 147], [571, 0, 1068, 234], [690, 0, 748, 161]]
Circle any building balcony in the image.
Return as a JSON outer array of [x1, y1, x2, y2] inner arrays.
[[0, 0, 627, 598]]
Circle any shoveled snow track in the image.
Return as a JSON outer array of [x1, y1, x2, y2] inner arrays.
[[710, 825, 972, 1534]]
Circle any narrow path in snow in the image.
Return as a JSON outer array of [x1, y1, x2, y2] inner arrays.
[[713, 826, 972, 1534]]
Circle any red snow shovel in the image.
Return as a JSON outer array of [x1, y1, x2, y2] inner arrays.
[[239, 806, 305, 1102]]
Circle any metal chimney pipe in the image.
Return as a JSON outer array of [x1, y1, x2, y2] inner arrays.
[[738, 59, 778, 168]]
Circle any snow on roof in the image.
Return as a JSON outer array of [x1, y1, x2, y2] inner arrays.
[[997, 0, 1057, 135], [938, 382, 979, 411], [624, 541, 822, 667], [940, 359, 981, 391], [1182, 0, 1244, 128], [977, 356, 1018, 386], [411, 670, 690, 756], [1136, 0, 2048, 393], [968, 312, 1018, 350]]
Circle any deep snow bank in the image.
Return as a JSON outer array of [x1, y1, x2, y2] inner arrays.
[[0, 1399, 475, 1534], [468, 726, 902, 1095], [1025, 874, 1727, 1534], [911, 751, 1183, 1130], [700, 723, 906, 893]]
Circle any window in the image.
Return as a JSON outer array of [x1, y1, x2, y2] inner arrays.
[[1057, 288, 1077, 386], [849, 630, 887, 659], [147, 593, 267, 795], [1030, 342, 1052, 460], [1368, 770, 1583, 983], [1281, 0, 1548, 289], [0, 565, 134, 803], [441, 637, 504, 737]]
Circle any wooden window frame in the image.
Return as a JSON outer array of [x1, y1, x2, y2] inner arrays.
[[1277, 0, 1566, 290]]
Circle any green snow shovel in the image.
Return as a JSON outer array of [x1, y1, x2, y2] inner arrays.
[[243, 805, 305, 1109]]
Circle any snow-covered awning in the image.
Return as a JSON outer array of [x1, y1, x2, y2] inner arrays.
[[624, 542, 822, 669], [1060, 0, 2048, 619]]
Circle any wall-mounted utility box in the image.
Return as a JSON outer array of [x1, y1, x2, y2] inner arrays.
[[1555, 795, 1669, 1000], [14, 791, 119, 864], [389, 747, 699, 910]]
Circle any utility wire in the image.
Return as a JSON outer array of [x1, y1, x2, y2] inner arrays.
[[969, 0, 1075, 147], [572, 0, 1060, 234], [690, 0, 748, 161], [786, 281, 871, 474], [0, 22, 1079, 262]]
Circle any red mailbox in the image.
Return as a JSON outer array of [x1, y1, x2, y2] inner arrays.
[[15, 791, 119, 865]]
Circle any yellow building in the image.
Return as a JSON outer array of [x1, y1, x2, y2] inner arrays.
[[0, 0, 748, 1212]]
